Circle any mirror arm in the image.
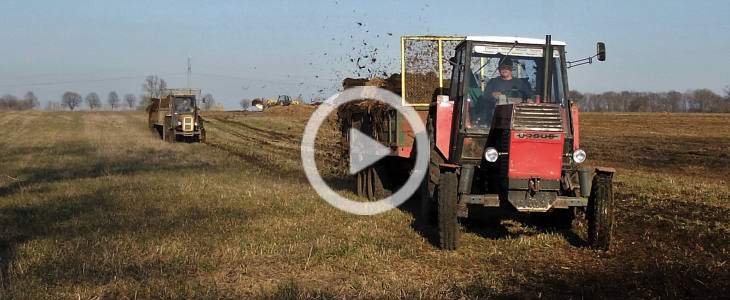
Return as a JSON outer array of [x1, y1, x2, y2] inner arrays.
[[567, 55, 597, 69]]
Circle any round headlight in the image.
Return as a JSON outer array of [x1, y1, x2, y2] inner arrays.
[[484, 147, 499, 162], [573, 149, 587, 164]]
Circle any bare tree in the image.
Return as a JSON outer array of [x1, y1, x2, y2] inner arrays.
[[108, 91, 120, 110], [24, 91, 39, 109], [61, 92, 82, 111], [240, 99, 250, 110], [0, 93, 38, 110], [202, 93, 215, 110], [124, 94, 136, 110], [0, 94, 17, 110], [142, 75, 168, 98], [85, 92, 102, 110]]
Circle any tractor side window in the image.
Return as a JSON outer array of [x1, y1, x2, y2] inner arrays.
[[454, 49, 465, 102], [551, 57, 565, 105]]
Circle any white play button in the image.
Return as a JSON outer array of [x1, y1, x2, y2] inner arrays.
[[349, 128, 391, 175]]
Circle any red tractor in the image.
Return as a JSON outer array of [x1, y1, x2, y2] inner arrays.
[[420, 35, 614, 250], [340, 35, 614, 250]]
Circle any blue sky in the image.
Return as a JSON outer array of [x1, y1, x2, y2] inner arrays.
[[1, 0, 728, 109]]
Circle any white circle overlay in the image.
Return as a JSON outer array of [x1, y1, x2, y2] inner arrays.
[[300, 86, 429, 215]]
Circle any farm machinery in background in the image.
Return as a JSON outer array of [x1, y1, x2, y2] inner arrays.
[[147, 88, 206, 143], [265, 95, 297, 109], [338, 35, 614, 250]]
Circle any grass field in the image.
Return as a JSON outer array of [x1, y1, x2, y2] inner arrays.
[[0, 108, 728, 299]]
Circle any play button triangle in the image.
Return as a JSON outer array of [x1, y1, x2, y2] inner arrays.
[[349, 128, 391, 175]]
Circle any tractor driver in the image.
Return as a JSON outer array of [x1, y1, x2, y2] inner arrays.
[[470, 58, 534, 127], [178, 98, 193, 113], [484, 58, 533, 103]]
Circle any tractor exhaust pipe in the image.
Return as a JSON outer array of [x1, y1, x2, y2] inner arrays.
[[542, 35, 553, 103], [578, 167, 592, 197]]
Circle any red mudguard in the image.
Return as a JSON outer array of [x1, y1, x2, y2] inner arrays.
[[571, 103, 580, 150], [435, 99, 454, 160]]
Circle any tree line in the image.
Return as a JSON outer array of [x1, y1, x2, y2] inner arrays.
[[569, 88, 730, 113], [0, 91, 39, 110], [1, 75, 218, 111], [5, 79, 729, 113]]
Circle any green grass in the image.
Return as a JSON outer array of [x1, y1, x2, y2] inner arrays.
[[0, 110, 727, 299]]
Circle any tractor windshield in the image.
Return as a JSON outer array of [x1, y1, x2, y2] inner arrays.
[[465, 44, 565, 129], [173, 96, 195, 114]]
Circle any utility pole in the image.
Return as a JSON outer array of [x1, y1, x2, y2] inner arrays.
[[187, 55, 192, 89]]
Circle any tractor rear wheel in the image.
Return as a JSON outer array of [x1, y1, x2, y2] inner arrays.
[[356, 163, 388, 201], [357, 169, 365, 197], [587, 171, 614, 250], [437, 169, 458, 250]]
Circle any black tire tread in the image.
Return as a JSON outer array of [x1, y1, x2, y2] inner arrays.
[[420, 116, 442, 226], [438, 170, 458, 250], [587, 172, 614, 250]]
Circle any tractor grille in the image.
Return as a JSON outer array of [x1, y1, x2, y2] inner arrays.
[[512, 104, 563, 132], [183, 116, 194, 132]]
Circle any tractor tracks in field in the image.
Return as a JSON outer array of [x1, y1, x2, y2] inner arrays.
[[216, 117, 297, 141], [200, 115, 308, 182]]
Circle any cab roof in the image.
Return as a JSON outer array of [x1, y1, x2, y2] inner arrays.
[[466, 36, 567, 46]]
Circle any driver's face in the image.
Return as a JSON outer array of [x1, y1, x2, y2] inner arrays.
[[499, 67, 512, 79]]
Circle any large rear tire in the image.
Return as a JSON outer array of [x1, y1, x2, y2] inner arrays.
[[356, 163, 388, 201], [437, 170, 458, 250], [587, 171, 614, 250]]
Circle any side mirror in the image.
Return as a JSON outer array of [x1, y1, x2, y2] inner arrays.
[[597, 42, 606, 61]]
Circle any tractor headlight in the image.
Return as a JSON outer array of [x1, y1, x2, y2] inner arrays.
[[484, 147, 499, 162], [573, 149, 587, 164]]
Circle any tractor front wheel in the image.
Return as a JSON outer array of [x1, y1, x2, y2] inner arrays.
[[587, 171, 615, 250], [420, 116, 442, 227], [437, 169, 458, 250], [199, 128, 206, 143]]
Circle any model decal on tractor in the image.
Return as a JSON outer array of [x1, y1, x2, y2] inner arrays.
[[514, 132, 560, 140]]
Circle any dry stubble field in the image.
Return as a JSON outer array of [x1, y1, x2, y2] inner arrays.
[[0, 108, 728, 299]]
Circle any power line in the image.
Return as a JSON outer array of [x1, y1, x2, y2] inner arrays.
[[195, 72, 335, 85], [0, 73, 185, 88]]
